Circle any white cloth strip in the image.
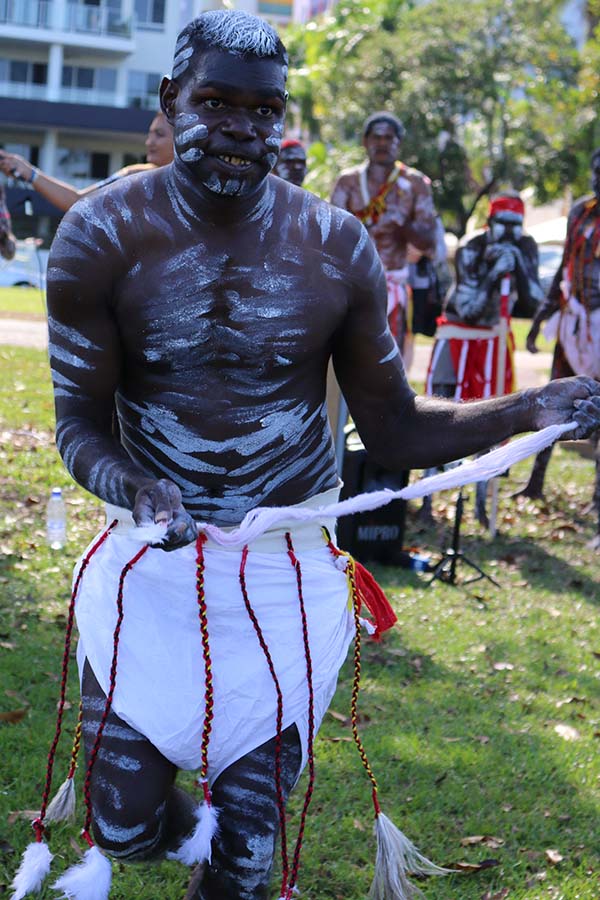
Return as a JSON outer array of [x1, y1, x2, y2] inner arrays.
[[130, 422, 576, 549]]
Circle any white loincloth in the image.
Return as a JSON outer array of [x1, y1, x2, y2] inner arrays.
[[75, 487, 355, 783], [548, 300, 600, 380]]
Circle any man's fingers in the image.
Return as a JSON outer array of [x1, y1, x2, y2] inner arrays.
[[572, 395, 600, 439]]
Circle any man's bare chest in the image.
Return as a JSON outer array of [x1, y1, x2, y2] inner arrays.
[[115, 243, 343, 373]]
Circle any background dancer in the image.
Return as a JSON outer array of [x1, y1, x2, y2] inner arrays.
[[273, 138, 307, 186], [519, 149, 600, 548], [424, 192, 543, 525], [28, 11, 600, 900], [330, 111, 438, 370]]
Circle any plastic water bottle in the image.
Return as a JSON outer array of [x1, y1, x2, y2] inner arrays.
[[46, 487, 67, 549]]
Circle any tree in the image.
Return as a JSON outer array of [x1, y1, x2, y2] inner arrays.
[[284, 0, 586, 236]]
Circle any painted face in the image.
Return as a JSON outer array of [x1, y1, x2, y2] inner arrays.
[[591, 155, 600, 202], [274, 146, 307, 186], [145, 114, 174, 167], [167, 48, 287, 197], [363, 122, 401, 167], [489, 211, 523, 244]]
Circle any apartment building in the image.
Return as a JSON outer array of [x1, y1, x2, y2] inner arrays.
[[0, 0, 324, 240]]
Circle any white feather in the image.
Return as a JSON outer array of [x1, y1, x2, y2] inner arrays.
[[167, 803, 219, 866], [369, 813, 450, 900], [45, 777, 76, 823], [52, 846, 112, 900], [11, 840, 53, 899]]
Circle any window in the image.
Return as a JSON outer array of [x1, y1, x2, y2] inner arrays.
[[127, 70, 161, 108], [0, 58, 47, 86], [134, 0, 165, 28], [62, 65, 117, 94], [9, 61, 28, 83]]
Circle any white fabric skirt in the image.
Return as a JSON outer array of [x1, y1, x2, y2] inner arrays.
[[75, 488, 354, 782]]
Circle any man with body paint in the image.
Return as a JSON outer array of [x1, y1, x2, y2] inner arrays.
[[330, 112, 437, 370], [0, 112, 173, 213], [273, 138, 307, 186], [40, 10, 600, 900], [518, 150, 600, 548], [424, 192, 543, 526]]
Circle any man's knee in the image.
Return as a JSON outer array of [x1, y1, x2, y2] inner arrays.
[[92, 801, 166, 861]]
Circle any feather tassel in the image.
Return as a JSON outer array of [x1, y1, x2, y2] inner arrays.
[[52, 845, 112, 900], [10, 840, 53, 900], [167, 802, 219, 866], [45, 777, 76, 823], [369, 813, 450, 900]]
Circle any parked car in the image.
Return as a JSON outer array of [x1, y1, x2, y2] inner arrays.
[[0, 237, 48, 289], [537, 242, 564, 296]]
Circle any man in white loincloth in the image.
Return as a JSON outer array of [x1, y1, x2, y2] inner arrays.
[[330, 112, 438, 370], [519, 149, 600, 548], [43, 10, 600, 899]]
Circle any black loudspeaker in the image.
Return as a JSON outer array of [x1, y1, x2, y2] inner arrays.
[[337, 430, 409, 566]]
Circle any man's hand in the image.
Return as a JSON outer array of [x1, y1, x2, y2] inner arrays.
[[486, 245, 517, 281], [532, 376, 600, 439], [133, 478, 197, 551]]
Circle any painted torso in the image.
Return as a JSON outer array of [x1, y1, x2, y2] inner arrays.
[[47, 165, 380, 524], [330, 163, 436, 270], [560, 196, 600, 311], [445, 231, 541, 327]]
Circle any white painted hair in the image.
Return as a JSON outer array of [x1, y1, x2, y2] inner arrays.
[[174, 10, 288, 71]]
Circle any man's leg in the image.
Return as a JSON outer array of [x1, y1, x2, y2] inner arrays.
[[82, 660, 197, 860], [197, 725, 302, 900], [517, 343, 573, 499]]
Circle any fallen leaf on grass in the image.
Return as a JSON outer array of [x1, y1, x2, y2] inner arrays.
[[545, 849, 563, 865], [0, 708, 27, 724], [554, 724, 580, 741], [444, 858, 500, 873], [481, 890, 509, 900], [353, 818, 365, 832], [492, 662, 514, 671], [556, 696, 586, 708], [4, 690, 29, 706], [0, 641, 15, 651], [7, 810, 38, 825], [327, 710, 349, 725], [461, 835, 505, 849]]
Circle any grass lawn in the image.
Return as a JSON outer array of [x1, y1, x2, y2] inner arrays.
[[0, 286, 46, 319], [1, 345, 599, 899]]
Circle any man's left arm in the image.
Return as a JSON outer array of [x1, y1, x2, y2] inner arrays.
[[512, 235, 544, 315], [401, 173, 437, 254]]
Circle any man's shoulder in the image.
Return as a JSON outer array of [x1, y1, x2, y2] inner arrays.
[[398, 162, 432, 188], [334, 166, 362, 185], [568, 193, 596, 222]]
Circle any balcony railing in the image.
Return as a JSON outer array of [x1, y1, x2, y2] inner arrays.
[[0, 79, 49, 100], [0, 0, 131, 36], [59, 85, 120, 106], [65, 3, 132, 37], [0, 0, 51, 28]]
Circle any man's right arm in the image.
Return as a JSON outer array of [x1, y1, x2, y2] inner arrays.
[[330, 174, 353, 211], [47, 199, 196, 545]]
